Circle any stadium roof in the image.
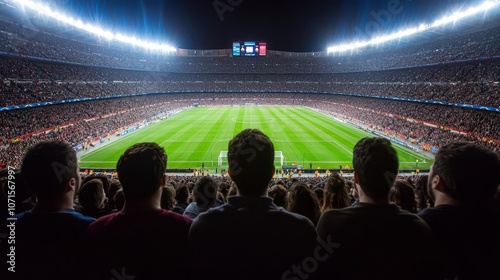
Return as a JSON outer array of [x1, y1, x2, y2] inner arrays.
[[0, 0, 499, 55]]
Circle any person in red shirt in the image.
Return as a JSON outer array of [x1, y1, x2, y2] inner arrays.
[[85, 142, 192, 280]]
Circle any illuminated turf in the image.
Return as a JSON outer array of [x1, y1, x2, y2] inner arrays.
[[78, 106, 433, 171]]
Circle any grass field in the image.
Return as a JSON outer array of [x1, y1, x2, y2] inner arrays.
[[79, 106, 433, 171]]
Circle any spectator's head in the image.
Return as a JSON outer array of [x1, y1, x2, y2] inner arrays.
[[428, 142, 500, 207], [228, 129, 275, 196], [218, 182, 230, 201], [414, 175, 431, 211], [113, 189, 125, 211], [390, 179, 417, 213], [116, 142, 167, 199], [268, 184, 288, 208], [346, 180, 357, 200], [322, 173, 350, 212], [194, 176, 218, 209], [161, 185, 176, 210], [353, 137, 398, 201], [107, 179, 122, 210], [287, 181, 321, 225], [81, 174, 110, 197], [175, 185, 189, 205], [186, 182, 195, 193], [78, 179, 107, 212], [20, 140, 80, 203], [313, 187, 324, 202], [227, 182, 238, 197]]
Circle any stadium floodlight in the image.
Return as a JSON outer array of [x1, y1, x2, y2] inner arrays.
[[9, 0, 176, 52], [327, 1, 500, 54]]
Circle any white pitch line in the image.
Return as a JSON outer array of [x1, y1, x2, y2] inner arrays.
[[328, 138, 353, 155]]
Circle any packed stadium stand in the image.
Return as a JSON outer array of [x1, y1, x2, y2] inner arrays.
[[2, 2, 500, 280], [0, 4, 499, 169]]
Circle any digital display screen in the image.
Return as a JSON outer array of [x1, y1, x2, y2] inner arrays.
[[232, 42, 240, 56], [232, 41, 267, 56]]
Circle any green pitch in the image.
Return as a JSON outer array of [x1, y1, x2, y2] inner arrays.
[[79, 106, 433, 171]]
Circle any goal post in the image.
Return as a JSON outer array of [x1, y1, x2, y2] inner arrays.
[[218, 151, 228, 166], [275, 151, 285, 166], [218, 151, 285, 167]]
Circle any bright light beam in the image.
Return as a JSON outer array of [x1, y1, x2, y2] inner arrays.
[[10, 0, 177, 53], [327, 1, 500, 54]]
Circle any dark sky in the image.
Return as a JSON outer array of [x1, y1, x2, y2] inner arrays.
[[51, 0, 484, 51]]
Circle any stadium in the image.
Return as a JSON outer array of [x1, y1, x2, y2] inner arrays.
[[0, 0, 500, 279], [1, 1, 498, 174]]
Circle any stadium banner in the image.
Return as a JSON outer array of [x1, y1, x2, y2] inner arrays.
[[371, 131, 422, 152], [4, 88, 499, 113], [333, 117, 345, 123], [423, 122, 438, 128]]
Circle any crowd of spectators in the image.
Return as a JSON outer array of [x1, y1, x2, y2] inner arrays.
[[0, 96, 191, 167], [2, 133, 498, 279], [1, 56, 499, 108], [305, 95, 500, 143], [0, 17, 499, 73], [1, 92, 499, 168], [1, 15, 499, 169], [2, 8, 500, 280]]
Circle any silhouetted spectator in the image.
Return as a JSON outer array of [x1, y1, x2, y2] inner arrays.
[[418, 142, 500, 279], [188, 129, 318, 280], [175, 184, 190, 213], [85, 143, 192, 280], [268, 183, 288, 208], [106, 178, 122, 211], [390, 179, 417, 213], [183, 176, 218, 219], [287, 181, 321, 225], [316, 137, 442, 280], [161, 185, 184, 214], [0, 140, 95, 280], [112, 189, 125, 212], [322, 172, 350, 212], [77, 179, 109, 219]]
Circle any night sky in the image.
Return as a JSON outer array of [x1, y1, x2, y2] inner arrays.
[[49, 0, 485, 51]]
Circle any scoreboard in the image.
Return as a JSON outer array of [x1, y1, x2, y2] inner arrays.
[[232, 42, 267, 57]]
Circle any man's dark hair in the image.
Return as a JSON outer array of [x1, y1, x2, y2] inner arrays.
[[228, 129, 275, 195], [323, 173, 350, 211], [175, 185, 189, 204], [390, 179, 417, 213], [353, 137, 398, 199], [81, 174, 110, 196], [113, 189, 125, 211], [78, 179, 106, 210], [21, 140, 78, 199], [194, 176, 218, 208], [116, 142, 167, 199], [287, 181, 321, 225], [268, 184, 288, 208], [432, 142, 500, 206], [161, 185, 176, 210]]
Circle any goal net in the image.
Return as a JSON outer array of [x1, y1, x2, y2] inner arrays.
[[218, 151, 285, 167]]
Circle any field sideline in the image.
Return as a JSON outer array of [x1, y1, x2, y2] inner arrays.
[[79, 106, 433, 171]]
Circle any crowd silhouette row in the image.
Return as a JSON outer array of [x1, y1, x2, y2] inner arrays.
[[1, 132, 499, 280]]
